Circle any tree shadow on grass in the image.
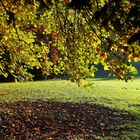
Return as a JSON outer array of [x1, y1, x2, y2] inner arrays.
[[0, 100, 136, 139]]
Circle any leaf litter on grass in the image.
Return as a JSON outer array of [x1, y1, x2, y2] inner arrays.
[[0, 100, 136, 140]]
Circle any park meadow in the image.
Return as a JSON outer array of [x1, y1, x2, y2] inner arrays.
[[0, 78, 140, 139]]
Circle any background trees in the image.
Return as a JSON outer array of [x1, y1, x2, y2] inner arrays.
[[0, 0, 139, 83]]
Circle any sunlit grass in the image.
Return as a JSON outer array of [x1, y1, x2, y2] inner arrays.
[[0, 79, 140, 113], [0, 78, 140, 138]]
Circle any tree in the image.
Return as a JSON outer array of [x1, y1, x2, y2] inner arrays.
[[0, 0, 139, 83], [0, 0, 63, 81]]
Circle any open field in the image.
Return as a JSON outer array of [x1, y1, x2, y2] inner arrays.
[[0, 79, 140, 139]]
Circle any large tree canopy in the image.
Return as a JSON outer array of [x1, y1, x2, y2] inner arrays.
[[0, 0, 139, 83]]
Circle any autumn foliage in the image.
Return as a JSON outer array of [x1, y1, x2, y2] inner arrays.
[[0, 101, 135, 139], [0, 0, 139, 82]]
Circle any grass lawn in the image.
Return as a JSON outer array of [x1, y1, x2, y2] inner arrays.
[[0, 78, 140, 139]]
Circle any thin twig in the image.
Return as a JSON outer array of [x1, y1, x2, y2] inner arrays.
[[80, 10, 107, 48]]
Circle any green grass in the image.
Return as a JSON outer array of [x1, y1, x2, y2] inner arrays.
[[0, 78, 140, 139]]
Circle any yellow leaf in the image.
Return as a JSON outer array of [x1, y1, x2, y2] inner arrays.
[[104, 65, 109, 70]]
